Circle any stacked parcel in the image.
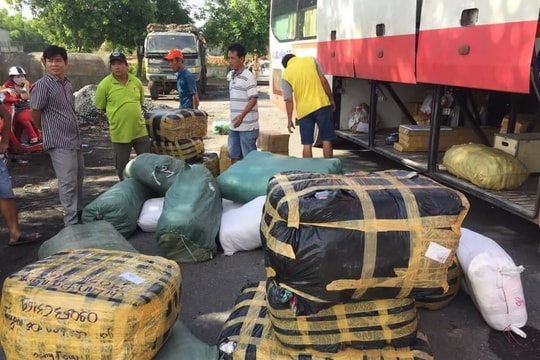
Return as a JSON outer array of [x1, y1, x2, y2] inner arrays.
[[219, 169, 469, 359]]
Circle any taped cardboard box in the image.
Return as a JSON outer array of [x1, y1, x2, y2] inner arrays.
[[219, 144, 232, 174], [257, 130, 290, 155], [499, 114, 540, 134], [0, 249, 181, 360]]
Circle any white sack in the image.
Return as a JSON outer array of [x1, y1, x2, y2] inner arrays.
[[137, 197, 165, 232], [219, 196, 266, 256], [457, 227, 527, 338]]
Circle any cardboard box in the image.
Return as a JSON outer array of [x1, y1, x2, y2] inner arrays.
[[494, 133, 540, 172], [257, 130, 289, 154], [499, 114, 540, 134], [401, 102, 425, 124], [219, 144, 232, 174], [395, 125, 498, 152]]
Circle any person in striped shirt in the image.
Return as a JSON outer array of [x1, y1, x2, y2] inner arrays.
[[226, 42, 259, 163], [30, 45, 84, 226]]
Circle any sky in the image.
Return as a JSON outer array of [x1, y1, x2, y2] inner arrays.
[[0, 0, 32, 19]]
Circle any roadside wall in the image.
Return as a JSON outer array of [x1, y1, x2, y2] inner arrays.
[[0, 52, 109, 91]]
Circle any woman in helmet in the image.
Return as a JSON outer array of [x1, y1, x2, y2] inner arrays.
[[1, 66, 40, 144]]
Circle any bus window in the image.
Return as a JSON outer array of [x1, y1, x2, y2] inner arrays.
[[271, 1, 298, 41], [299, 0, 317, 39]]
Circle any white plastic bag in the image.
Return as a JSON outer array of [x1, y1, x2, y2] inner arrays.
[[219, 196, 266, 256], [137, 197, 165, 232], [348, 104, 369, 133], [456, 227, 527, 338]]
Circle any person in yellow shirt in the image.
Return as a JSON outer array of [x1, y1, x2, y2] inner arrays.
[[281, 54, 335, 158], [95, 51, 151, 180]]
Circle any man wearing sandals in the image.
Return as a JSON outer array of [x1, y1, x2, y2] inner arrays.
[[0, 102, 40, 246]]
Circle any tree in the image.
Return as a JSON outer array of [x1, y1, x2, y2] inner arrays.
[[200, 0, 269, 57], [7, 0, 114, 52], [0, 9, 47, 52], [155, 0, 192, 24], [6, 0, 194, 77]]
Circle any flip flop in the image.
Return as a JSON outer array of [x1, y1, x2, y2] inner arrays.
[[8, 233, 41, 247]]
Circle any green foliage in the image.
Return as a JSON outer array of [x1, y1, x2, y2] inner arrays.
[[156, 0, 192, 24], [0, 9, 47, 52], [200, 0, 270, 56], [6, 0, 192, 52]]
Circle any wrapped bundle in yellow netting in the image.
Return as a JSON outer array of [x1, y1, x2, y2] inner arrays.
[[218, 282, 434, 360], [266, 279, 418, 353], [415, 256, 462, 310], [145, 109, 208, 141], [442, 143, 529, 190], [152, 138, 205, 163], [261, 170, 469, 314], [0, 249, 181, 360]]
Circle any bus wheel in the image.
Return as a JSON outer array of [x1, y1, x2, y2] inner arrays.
[[149, 81, 159, 100]]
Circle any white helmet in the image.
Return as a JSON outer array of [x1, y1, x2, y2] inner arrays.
[[8, 66, 26, 76]]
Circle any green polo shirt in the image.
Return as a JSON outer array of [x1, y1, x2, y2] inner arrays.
[[94, 73, 148, 143]]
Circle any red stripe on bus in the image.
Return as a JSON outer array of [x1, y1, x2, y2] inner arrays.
[[317, 34, 417, 83], [417, 20, 537, 93]]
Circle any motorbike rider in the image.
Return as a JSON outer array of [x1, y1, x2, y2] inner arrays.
[[1, 66, 40, 145]]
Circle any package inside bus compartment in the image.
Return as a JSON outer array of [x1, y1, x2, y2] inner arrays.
[[261, 170, 469, 314]]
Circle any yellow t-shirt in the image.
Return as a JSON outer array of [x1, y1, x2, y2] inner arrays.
[[282, 57, 330, 119]]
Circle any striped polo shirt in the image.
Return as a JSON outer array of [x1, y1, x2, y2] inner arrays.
[[229, 67, 259, 131], [30, 73, 81, 150]]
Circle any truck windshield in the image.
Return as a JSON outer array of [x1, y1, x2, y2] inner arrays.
[[146, 34, 197, 53]]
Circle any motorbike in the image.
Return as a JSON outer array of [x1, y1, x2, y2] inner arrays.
[[0, 92, 44, 169]]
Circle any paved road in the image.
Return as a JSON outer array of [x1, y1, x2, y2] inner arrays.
[[0, 85, 539, 359]]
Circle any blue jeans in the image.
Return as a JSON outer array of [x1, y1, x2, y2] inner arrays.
[[228, 129, 259, 159], [299, 106, 335, 145], [0, 160, 14, 198]]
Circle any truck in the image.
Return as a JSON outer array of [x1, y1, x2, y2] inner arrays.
[[269, 0, 540, 226], [144, 23, 207, 100]]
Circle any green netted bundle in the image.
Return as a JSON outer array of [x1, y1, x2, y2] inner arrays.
[[212, 121, 230, 135], [82, 178, 157, 238]]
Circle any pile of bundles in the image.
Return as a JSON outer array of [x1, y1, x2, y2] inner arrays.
[[217, 151, 344, 256], [82, 153, 222, 263], [219, 170, 470, 359], [146, 23, 199, 33], [144, 109, 220, 177], [0, 248, 181, 359]]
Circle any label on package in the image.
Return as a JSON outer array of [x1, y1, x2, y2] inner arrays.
[[424, 242, 452, 264]]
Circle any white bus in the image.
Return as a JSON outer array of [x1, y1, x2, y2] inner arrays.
[[269, 0, 540, 225]]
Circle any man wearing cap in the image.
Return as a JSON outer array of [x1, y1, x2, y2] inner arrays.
[[164, 49, 199, 109], [94, 51, 150, 180]]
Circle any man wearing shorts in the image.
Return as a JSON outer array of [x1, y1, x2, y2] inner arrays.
[[0, 103, 40, 245], [281, 54, 336, 158], [227, 43, 259, 163]]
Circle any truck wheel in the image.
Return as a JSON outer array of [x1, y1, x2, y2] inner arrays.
[[149, 81, 159, 100]]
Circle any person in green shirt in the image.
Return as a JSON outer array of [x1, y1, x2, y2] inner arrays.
[[95, 51, 151, 180]]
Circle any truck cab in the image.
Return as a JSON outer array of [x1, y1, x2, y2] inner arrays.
[[144, 24, 207, 100]]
